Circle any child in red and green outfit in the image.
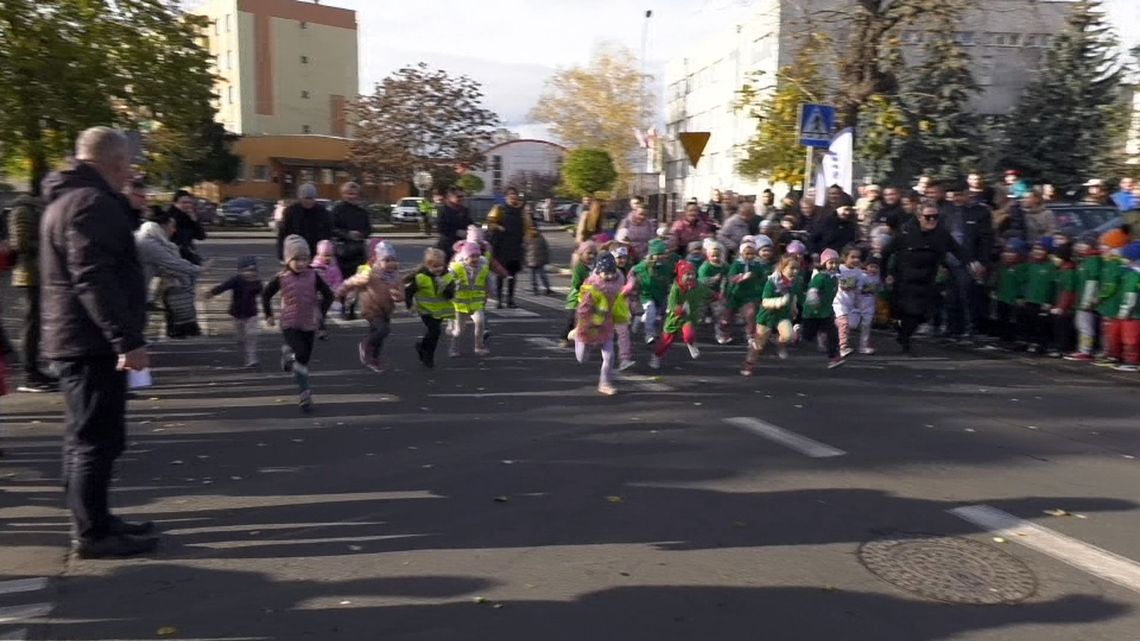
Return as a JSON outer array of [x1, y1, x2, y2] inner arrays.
[[1115, 241, 1140, 372], [992, 238, 1029, 345], [650, 260, 713, 369], [1066, 232, 1105, 361], [1095, 230, 1130, 366], [1023, 238, 1057, 354]]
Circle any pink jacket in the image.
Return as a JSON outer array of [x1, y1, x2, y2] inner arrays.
[[576, 272, 626, 346], [311, 256, 344, 291]]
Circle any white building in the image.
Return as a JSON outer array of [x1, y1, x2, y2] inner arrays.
[[663, 0, 1073, 203], [470, 139, 566, 197]]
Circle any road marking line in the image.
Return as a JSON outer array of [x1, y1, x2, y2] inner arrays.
[[0, 578, 47, 596], [949, 504, 1140, 595], [723, 417, 847, 458], [525, 337, 566, 352], [488, 307, 540, 318], [0, 629, 27, 640], [617, 373, 672, 392], [0, 603, 52, 624]]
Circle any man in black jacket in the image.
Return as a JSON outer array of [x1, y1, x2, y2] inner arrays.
[[885, 203, 979, 355], [811, 205, 860, 256], [276, 182, 332, 260], [436, 187, 473, 261], [488, 186, 532, 308], [331, 181, 371, 318], [169, 189, 206, 265], [948, 185, 995, 337], [40, 127, 157, 558], [872, 187, 907, 231]]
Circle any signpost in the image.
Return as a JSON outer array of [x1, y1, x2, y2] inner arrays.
[[413, 170, 434, 235], [798, 103, 837, 196]]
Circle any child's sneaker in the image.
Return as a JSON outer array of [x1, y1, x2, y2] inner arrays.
[[739, 362, 754, 377], [687, 343, 700, 359], [299, 390, 313, 413], [777, 345, 789, 360], [840, 347, 855, 358], [716, 335, 733, 345], [483, 330, 492, 345], [645, 335, 656, 346], [827, 356, 846, 369], [648, 354, 661, 370], [558, 339, 572, 348], [816, 335, 827, 352], [475, 347, 491, 357], [793, 324, 802, 344], [618, 359, 636, 372], [858, 347, 875, 355], [1114, 363, 1139, 372], [448, 344, 461, 358], [317, 329, 329, 341], [1064, 352, 1094, 362], [1094, 357, 1118, 368], [244, 360, 259, 369], [358, 340, 369, 367], [597, 383, 617, 396], [280, 346, 294, 372]]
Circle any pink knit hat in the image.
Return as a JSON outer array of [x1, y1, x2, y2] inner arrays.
[[820, 248, 840, 265], [459, 241, 482, 258]]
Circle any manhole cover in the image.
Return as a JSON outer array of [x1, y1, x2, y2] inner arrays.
[[858, 534, 1037, 604]]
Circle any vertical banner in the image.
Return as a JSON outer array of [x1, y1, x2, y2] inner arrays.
[[820, 127, 854, 203]]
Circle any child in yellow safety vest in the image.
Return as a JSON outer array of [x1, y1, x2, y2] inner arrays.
[[404, 247, 455, 368], [449, 241, 492, 357], [575, 252, 625, 396]]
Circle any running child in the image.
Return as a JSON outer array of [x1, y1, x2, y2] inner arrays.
[[741, 254, 801, 376], [650, 260, 713, 369], [207, 255, 264, 367], [726, 237, 772, 345], [1066, 232, 1103, 361], [311, 240, 345, 338], [1096, 229, 1130, 366], [562, 240, 598, 346], [631, 239, 674, 344], [1116, 241, 1140, 372], [1023, 238, 1057, 355], [575, 252, 625, 395], [802, 248, 844, 368], [451, 241, 492, 357], [338, 241, 404, 371], [833, 246, 867, 358], [699, 240, 731, 344], [524, 227, 553, 296], [405, 247, 455, 368], [613, 245, 637, 370], [262, 235, 334, 412]]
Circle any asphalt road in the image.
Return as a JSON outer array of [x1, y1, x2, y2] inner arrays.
[[1, 233, 1139, 641]]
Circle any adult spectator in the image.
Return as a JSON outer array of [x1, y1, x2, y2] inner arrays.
[[488, 186, 532, 308], [135, 210, 203, 338], [575, 198, 606, 244], [40, 126, 156, 558], [941, 185, 994, 338], [7, 192, 58, 392], [799, 196, 822, 237], [718, 201, 758, 259], [331, 181, 371, 318], [811, 205, 860, 256], [947, 186, 995, 337], [123, 180, 148, 230], [669, 202, 714, 255], [872, 187, 906, 231], [1042, 184, 1062, 204], [923, 179, 956, 218], [885, 203, 976, 355], [167, 190, 206, 265], [967, 173, 997, 209], [1112, 177, 1136, 212], [776, 191, 801, 224], [1001, 169, 1032, 204], [618, 197, 656, 259], [276, 183, 332, 261], [705, 189, 725, 225], [1081, 179, 1111, 206], [1023, 190, 1058, 242], [436, 187, 473, 261], [823, 184, 854, 218], [855, 184, 882, 222]]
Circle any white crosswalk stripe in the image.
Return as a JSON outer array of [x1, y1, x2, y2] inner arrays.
[[0, 577, 52, 640]]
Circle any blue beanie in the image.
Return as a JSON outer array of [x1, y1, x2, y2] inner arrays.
[[594, 252, 618, 275], [1037, 236, 1054, 252], [1006, 238, 1029, 256], [237, 255, 258, 270], [1122, 241, 1140, 262]]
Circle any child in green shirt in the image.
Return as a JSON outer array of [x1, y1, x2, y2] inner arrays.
[[801, 248, 844, 368], [742, 254, 802, 376], [562, 240, 598, 346], [1066, 232, 1105, 361], [650, 260, 713, 369], [1115, 241, 1140, 371], [992, 238, 1028, 345], [1096, 229, 1131, 365], [1023, 239, 1058, 354], [631, 239, 675, 344], [699, 240, 731, 344]]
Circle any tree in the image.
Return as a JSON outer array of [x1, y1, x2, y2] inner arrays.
[[854, 39, 912, 183], [736, 38, 828, 187], [454, 173, 485, 195], [0, 0, 218, 194], [562, 148, 617, 197], [509, 170, 561, 201], [899, 22, 981, 181], [145, 121, 241, 189], [529, 43, 652, 180], [350, 63, 499, 184], [1003, 0, 1126, 189]]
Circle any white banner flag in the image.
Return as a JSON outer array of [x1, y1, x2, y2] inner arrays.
[[819, 128, 854, 204]]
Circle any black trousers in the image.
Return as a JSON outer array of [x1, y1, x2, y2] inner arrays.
[[21, 285, 42, 375], [365, 317, 391, 359], [897, 312, 926, 347], [56, 357, 127, 541], [967, 281, 991, 336], [282, 329, 316, 366], [992, 301, 1016, 342], [1053, 311, 1076, 354], [801, 317, 839, 358], [1021, 303, 1051, 348], [420, 315, 443, 355], [496, 259, 521, 302]]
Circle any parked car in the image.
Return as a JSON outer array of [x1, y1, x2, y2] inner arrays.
[[194, 198, 218, 225], [391, 197, 425, 224], [552, 203, 581, 225], [1045, 203, 1118, 235], [216, 197, 273, 227]]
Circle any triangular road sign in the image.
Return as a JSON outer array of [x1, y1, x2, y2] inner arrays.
[[678, 132, 711, 168]]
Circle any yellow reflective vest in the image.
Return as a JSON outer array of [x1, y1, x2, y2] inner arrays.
[[415, 271, 455, 319], [450, 261, 490, 314]]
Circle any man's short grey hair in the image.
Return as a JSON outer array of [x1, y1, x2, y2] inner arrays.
[[75, 126, 129, 163]]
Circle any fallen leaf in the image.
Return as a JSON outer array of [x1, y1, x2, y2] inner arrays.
[[148, 397, 160, 401], [494, 496, 510, 503], [473, 596, 488, 604], [1043, 509, 1070, 517], [693, 402, 703, 406], [1075, 514, 1088, 519], [230, 476, 243, 481], [605, 496, 624, 504], [339, 600, 351, 605], [992, 536, 1007, 544], [421, 464, 434, 469], [492, 603, 504, 609], [822, 586, 838, 592], [501, 460, 516, 465], [1026, 425, 1039, 430], [733, 521, 747, 528], [170, 460, 184, 465], [793, 404, 804, 409], [256, 442, 267, 447], [157, 627, 178, 637], [291, 438, 305, 443], [964, 428, 977, 433], [348, 545, 363, 551]]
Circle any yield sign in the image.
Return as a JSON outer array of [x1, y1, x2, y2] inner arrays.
[[678, 132, 711, 168]]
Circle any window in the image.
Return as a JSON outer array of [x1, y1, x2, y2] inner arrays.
[[301, 55, 309, 64], [227, 86, 233, 104], [252, 165, 269, 181], [224, 14, 230, 32], [321, 169, 335, 185], [302, 125, 311, 134], [225, 50, 232, 69], [301, 90, 310, 99], [954, 31, 975, 46], [977, 57, 995, 86], [1008, 33, 1021, 46]]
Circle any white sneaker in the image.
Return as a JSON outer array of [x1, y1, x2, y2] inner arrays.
[[816, 335, 827, 352], [840, 347, 855, 358], [475, 347, 490, 357], [448, 344, 460, 358], [598, 383, 617, 396], [687, 343, 700, 359], [618, 359, 636, 371], [859, 347, 875, 355], [649, 354, 661, 370], [777, 345, 789, 360]]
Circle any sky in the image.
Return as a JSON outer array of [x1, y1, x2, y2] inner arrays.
[[187, 0, 1140, 133]]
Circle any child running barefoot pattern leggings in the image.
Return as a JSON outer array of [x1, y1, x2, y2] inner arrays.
[[282, 328, 315, 400]]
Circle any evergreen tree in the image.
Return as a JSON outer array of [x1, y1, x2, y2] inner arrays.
[[903, 26, 982, 181], [1003, 0, 1125, 189]]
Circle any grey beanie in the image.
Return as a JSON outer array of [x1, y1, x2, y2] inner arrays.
[[283, 234, 310, 263], [298, 183, 318, 199]]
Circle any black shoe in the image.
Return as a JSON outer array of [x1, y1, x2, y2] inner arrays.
[[545, 289, 554, 296], [18, 374, 58, 393], [110, 516, 157, 536], [507, 300, 518, 308], [497, 301, 505, 309], [482, 330, 492, 345], [73, 533, 159, 559]]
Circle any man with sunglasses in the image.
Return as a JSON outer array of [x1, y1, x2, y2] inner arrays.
[[885, 200, 981, 355]]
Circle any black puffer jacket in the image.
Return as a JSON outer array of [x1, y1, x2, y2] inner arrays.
[[39, 163, 147, 359], [276, 202, 333, 260], [331, 200, 372, 268], [885, 217, 967, 318]]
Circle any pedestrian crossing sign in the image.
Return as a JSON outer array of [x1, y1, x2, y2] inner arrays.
[[799, 103, 837, 148]]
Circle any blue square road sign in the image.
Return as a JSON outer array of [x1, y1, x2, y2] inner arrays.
[[799, 103, 837, 148]]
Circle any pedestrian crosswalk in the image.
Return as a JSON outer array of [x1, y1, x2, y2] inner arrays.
[[0, 578, 51, 640]]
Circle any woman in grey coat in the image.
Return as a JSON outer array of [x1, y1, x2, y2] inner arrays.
[[135, 210, 204, 337]]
